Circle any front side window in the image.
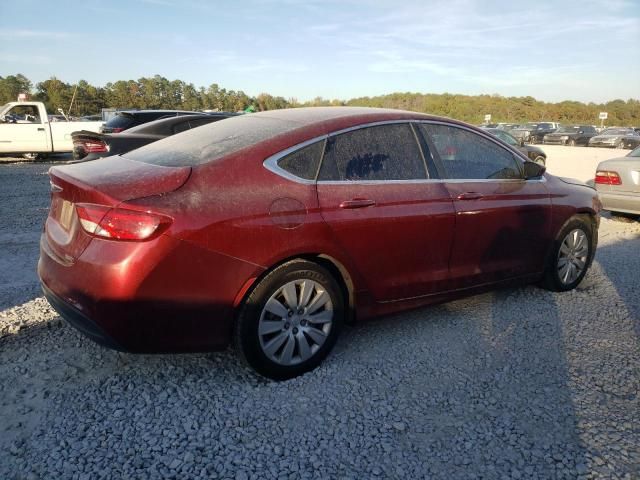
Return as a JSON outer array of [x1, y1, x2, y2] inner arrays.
[[277, 141, 325, 181], [318, 123, 427, 181], [420, 124, 522, 180]]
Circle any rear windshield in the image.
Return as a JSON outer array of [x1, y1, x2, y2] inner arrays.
[[124, 114, 302, 167], [104, 113, 135, 129]]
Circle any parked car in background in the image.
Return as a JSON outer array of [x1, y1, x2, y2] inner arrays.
[[100, 109, 200, 133], [485, 128, 546, 165], [72, 112, 237, 161], [496, 123, 520, 131], [594, 146, 640, 216], [511, 122, 560, 144], [588, 128, 640, 149], [543, 125, 598, 146], [39, 107, 600, 380]]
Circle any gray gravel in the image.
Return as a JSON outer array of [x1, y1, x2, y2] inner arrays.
[[1, 162, 639, 479]]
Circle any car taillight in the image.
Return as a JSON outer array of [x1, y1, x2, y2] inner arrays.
[[111, 127, 124, 133], [75, 203, 172, 241], [595, 170, 622, 185], [82, 140, 108, 153]]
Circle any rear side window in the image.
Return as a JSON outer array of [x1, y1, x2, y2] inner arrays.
[[420, 124, 522, 180], [318, 123, 427, 181], [277, 141, 324, 180]]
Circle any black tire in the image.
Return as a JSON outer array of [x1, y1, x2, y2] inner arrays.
[[529, 136, 537, 145], [568, 139, 576, 147], [542, 217, 595, 292], [616, 140, 625, 149], [234, 259, 344, 380]]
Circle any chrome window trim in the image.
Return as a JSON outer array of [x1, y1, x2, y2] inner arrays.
[[262, 118, 547, 185]]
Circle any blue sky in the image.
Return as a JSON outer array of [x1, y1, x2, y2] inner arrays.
[[1, 0, 639, 103]]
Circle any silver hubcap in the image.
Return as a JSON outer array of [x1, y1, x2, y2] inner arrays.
[[557, 229, 589, 285], [258, 279, 333, 366]]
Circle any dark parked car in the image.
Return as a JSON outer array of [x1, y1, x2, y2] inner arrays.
[[39, 107, 600, 380], [511, 122, 560, 144], [99, 109, 201, 133], [543, 125, 597, 146], [72, 113, 237, 161], [594, 146, 640, 216], [486, 128, 546, 165], [588, 128, 640, 149]]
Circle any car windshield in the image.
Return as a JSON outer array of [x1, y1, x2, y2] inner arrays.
[[601, 128, 632, 135], [628, 146, 640, 157], [519, 123, 538, 129], [557, 126, 580, 133]]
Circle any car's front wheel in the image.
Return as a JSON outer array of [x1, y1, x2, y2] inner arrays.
[[235, 259, 344, 380], [568, 138, 576, 147], [616, 140, 626, 149], [542, 217, 595, 292], [529, 136, 537, 145]]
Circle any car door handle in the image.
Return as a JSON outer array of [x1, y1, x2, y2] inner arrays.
[[37, 128, 45, 131], [456, 192, 484, 200], [339, 199, 376, 209]]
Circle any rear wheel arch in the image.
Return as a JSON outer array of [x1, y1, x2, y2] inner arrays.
[[235, 253, 355, 322]]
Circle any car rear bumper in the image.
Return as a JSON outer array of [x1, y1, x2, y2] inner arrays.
[[38, 232, 262, 353], [41, 282, 127, 351], [598, 191, 640, 215]]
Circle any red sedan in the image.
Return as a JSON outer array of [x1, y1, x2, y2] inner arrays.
[[38, 107, 601, 379]]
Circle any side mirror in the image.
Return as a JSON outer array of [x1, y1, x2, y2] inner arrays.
[[523, 161, 546, 179]]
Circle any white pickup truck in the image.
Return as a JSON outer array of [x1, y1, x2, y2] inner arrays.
[[0, 101, 103, 159]]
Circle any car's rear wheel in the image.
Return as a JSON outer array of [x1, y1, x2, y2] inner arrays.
[[529, 136, 537, 145], [235, 259, 344, 380], [616, 140, 625, 149], [542, 218, 594, 292]]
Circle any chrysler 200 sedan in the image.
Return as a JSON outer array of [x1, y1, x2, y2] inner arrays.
[[39, 107, 601, 380]]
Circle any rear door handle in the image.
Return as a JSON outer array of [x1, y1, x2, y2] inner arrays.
[[339, 199, 376, 209], [456, 192, 483, 200], [37, 128, 45, 132]]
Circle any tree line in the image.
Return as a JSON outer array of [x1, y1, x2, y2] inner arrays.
[[1, 73, 639, 126]]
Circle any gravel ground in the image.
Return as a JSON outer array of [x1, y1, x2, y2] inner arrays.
[[1, 155, 639, 480]]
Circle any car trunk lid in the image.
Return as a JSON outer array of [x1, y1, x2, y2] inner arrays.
[[45, 156, 191, 262]]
